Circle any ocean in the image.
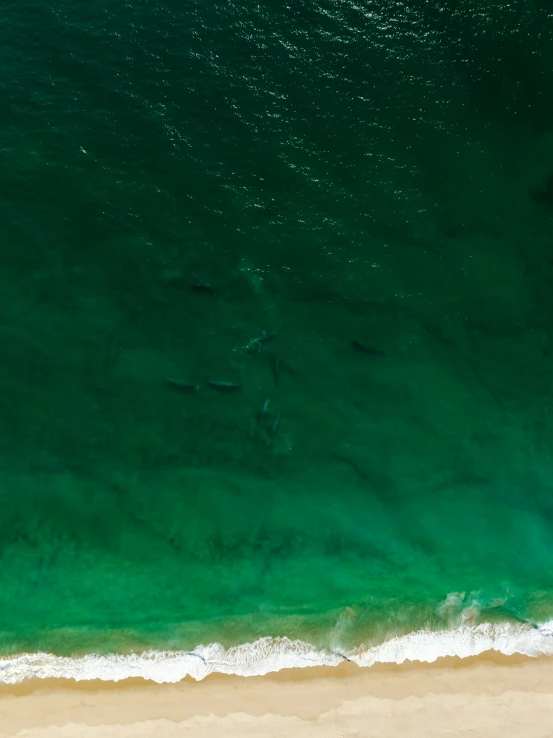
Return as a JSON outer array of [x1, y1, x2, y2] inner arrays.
[[2, 0, 553, 682]]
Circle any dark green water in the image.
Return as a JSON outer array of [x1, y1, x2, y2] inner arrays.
[[2, 0, 553, 661]]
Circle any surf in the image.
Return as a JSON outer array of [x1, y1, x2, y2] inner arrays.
[[2, 619, 552, 685]]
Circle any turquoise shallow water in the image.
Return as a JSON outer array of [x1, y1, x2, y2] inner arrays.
[[2, 0, 553, 664]]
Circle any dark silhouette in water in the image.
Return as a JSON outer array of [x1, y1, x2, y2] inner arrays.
[[208, 380, 241, 392], [192, 281, 217, 294], [257, 398, 271, 425], [352, 340, 386, 357], [256, 397, 281, 443], [165, 379, 200, 394], [244, 331, 276, 353]]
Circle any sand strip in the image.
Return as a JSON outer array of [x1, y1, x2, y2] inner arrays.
[[2, 652, 553, 737]]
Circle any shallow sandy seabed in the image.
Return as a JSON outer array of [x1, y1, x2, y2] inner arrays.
[[2, 652, 553, 737]]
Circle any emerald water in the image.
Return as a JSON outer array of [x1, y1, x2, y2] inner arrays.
[[2, 0, 553, 677]]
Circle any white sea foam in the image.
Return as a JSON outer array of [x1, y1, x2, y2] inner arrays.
[[1, 620, 553, 684]]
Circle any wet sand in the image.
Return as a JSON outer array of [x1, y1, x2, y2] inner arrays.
[[2, 652, 553, 737]]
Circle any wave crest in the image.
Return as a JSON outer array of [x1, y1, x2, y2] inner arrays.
[[1, 620, 553, 684]]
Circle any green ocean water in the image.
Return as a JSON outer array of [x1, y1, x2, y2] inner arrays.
[[2, 0, 553, 660]]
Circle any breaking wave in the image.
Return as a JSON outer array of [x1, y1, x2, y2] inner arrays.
[[1, 619, 553, 684]]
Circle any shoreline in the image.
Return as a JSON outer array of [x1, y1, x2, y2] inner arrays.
[[2, 651, 553, 737], [1, 619, 553, 685]]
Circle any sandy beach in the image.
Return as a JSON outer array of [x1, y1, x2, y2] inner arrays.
[[2, 652, 553, 737]]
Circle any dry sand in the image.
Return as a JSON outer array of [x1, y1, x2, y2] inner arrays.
[[2, 652, 553, 737]]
